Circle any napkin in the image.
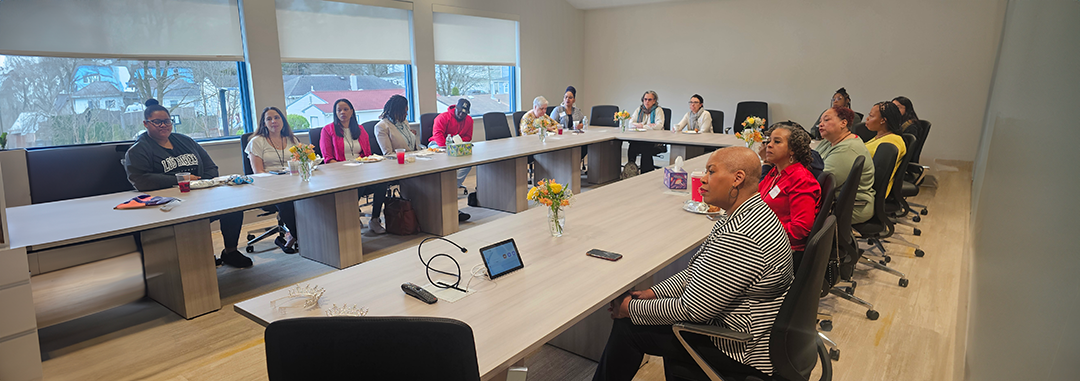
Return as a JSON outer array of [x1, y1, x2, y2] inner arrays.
[[672, 156, 684, 172], [451, 135, 464, 145]]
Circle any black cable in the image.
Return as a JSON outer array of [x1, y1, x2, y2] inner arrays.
[[418, 237, 468, 289]]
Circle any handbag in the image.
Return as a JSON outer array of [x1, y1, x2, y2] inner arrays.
[[382, 188, 420, 235], [620, 162, 640, 180]]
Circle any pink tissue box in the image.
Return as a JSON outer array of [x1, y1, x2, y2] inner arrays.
[[664, 167, 688, 189]]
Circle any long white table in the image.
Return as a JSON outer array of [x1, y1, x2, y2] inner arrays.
[[234, 153, 718, 380]]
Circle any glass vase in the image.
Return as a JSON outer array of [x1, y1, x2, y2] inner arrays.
[[539, 128, 547, 143], [548, 207, 565, 237], [298, 161, 314, 182], [619, 119, 629, 132]]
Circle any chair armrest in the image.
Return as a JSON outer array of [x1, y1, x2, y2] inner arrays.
[[673, 322, 753, 343]]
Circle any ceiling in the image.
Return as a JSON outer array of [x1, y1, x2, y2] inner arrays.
[[564, 0, 688, 11]]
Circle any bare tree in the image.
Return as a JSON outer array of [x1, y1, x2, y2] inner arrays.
[[435, 65, 486, 96]]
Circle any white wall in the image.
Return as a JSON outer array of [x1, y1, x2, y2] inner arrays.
[[967, 1, 1080, 380], [581, 0, 1005, 164]]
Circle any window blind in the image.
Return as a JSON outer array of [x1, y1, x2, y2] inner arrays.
[[432, 12, 518, 66], [275, 0, 412, 64]]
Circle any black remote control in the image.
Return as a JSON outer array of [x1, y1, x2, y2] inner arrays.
[[401, 282, 438, 304]]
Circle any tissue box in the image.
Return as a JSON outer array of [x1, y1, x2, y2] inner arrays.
[[664, 167, 688, 189], [448, 142, 473, 157]]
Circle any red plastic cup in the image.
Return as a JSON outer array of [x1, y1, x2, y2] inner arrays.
[[175, 172, 191, 193], [396, 149, 406, 164], [558, 128, 564, 135], [691, 172, 704, 202], [178, 181, 191, 193]]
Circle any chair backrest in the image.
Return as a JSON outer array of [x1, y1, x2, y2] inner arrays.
[[865, 142, 898, 230], [309, 126, 322, 157], [853, 122, 874, 143], [910, 120, 931, 163], [770, 216, 836, 381], [889, 134, 917, 204], [241, 132, 256, 175], [362, 120, 382, 155], [732, 101, 769, 134], [707, 109, 724, 133], [482, 112, 512, 140], [420, 112, 438, 146], [512, 111, 526, 132], [28, 143, 133, 204], [546, 106, 556, 116], [832, 156, 865, 259], [265, 316, 481, 381], [661, 107, 672, 130], [590, 105, 619, 127], [811, 172, 836, 235]]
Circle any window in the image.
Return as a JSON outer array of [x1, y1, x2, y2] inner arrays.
[[0, 55, 247, 149], [431, 10, 519, 116], [276, 0, 415, 126]]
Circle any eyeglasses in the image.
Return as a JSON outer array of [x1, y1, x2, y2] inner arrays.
[[147, 119, 173, 127], [688, 101, 701, 105]]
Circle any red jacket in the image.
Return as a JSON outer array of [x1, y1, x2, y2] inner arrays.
[[758, 163, 821, 251], [431, 105, 473, 146]]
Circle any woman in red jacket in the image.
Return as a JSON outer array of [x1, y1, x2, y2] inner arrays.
[[319, 98, 389, 234], [759, 121, 821, 271]]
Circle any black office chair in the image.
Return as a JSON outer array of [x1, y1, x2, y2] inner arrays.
[[309, 126, 322, 157], [902, 120, 932, 215], [240, 133, 286, 253], [652, 107, 674, 158], [670, 217, 836, 381], [265, 316, 481, 381], [850, 143, 910, 288], [590, 105, 619, 127], [546, 105, 556, 116], [420, 112, 438, 146], [882, 134, 925, 256], [27, 143, 133, 204], [362, 120, 383, 155], [707, 109, 725, 134], [732, 101, 769, 134], [512, 111, 526, 132], [826, 156, 879, 320], [852, 122, 874, 143], [811, 172, 840, 358], [482, 112, 512, 140]]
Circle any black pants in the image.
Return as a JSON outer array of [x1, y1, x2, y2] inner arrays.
[[626, 142, 657, 173], [275, 202, 298, 239], [593, 318, 766, 381], [212, 211, 244, 251], [359, 183, 388, 219], [792, 249, 805, 276]]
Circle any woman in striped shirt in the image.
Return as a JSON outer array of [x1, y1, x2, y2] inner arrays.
[[593, 147, 794, 381]]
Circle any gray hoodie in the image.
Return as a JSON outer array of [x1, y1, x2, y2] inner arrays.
[[124, 132, 218, 191]]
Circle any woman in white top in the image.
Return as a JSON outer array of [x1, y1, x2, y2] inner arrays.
[[374, 94, 420, 154], [626, 90, 665, 173], [245, 106, 301, 253], [674, 94, 713, 133]]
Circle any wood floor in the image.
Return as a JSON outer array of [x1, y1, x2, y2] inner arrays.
[[36, 161, 972, 381]]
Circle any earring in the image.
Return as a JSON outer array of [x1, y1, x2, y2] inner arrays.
[[789, 156, 795, 164], [728, 186, 739, 201]]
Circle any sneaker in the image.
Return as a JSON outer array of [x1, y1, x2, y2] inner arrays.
[[220, 249, 253, 268], [468, 192, 479, 207], [369, 216, 386, 234], [275, 236, 298, 254], [458, 211, 471, 222]]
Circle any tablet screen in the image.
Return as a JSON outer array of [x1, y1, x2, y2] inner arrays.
[[480, 238, 524, 279]]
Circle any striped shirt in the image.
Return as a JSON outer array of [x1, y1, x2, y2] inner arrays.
[[628, 194, 793, 375]]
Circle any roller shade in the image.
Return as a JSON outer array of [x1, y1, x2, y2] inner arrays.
[[276, 0, 412, 64], [432, 12, 518, 66], [0, 0, 244, 60]]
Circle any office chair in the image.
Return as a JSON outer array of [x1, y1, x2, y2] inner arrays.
[[361, 120, 382, 155], [652, 107, 674, 158], [826, 157, 879, 320], [852, 122, 874, 143], [902, 120, 933, 215], [669, 217, 837, 381], [546, 105, 556, 116], [810, 173, 841, 360], [482, 112, 512, 140], [590, 105, 620, 127], [309, 126, 322, 157], [732, 101, 769, 134], [240, 133, 286, 254], [876, 135, 926, 260], [513, 111, 526, 132], [420, 112, 438, 146], [265, 316, 481, 381], [850, 143, 910, 288], [707, 109, 725, 134]]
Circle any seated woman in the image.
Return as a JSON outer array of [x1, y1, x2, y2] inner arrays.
[[124, 99, 250, 268], [549, 86, 588, 166], [864, 102, 907, 197], [674, 94, 713, 133], [811, 88, 864, 139], [245, 106, 301, 254], [321, 98, 389, 234], [626, 90, 665, 173], [892, 96, 920, 133], [759, 122, 821, 271], [520, 96, 559, 135], [814, 106, 875, 224]]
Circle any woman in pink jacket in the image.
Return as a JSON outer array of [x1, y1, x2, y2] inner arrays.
[[320, 98, 389, 234]]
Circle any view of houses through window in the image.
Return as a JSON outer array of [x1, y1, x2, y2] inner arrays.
[[435, 64, 514, 116], [0, 55, 245, 149], [282, 63, 410, 130]]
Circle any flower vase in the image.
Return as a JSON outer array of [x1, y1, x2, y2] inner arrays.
[[548, 207, 565, 237], [298, 161, 314, 182], [619, 119, 629, 132], [539, 128, 547, 143]]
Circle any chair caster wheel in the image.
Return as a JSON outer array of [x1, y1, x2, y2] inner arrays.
[[866, 310, 880, 320], [915, 249, 925, 257], [913, 215, 922, 223], [820, 320, 833, 332], [829, 348, 840, 361], [913, 228, 922, 236], [899, 278, 909, 287], [878, 260, 888, 266], [246, 234, 256, 241], [245, 246, 254, 253], [920, 209, 928, 215], [884, 255, 892, 263]]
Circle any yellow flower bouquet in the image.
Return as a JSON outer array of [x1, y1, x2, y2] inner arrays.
[[735, 116, 766, 148], [527, 179, 574, 237], [614, 110, 631, 131], [288, 143, 319, 181]]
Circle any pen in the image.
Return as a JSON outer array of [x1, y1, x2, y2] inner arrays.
[[436, 281, 467, 293]]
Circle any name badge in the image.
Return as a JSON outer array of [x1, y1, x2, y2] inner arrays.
[[768, 185, 781, 199], [560, 112, 567, 118]]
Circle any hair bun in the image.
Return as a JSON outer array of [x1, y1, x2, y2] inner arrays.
[[145, 99, 160, 107]]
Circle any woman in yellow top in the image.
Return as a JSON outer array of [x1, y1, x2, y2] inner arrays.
[[520, 96, 559, 135], [864, 101, 907, 197]]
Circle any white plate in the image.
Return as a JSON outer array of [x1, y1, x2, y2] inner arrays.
[[683, 200, 724, 216], [683, 130, 702, 134], [355, 156, 384, 163]]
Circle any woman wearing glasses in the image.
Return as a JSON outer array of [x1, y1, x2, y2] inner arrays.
[[246, 106, 301, 253], [626, 90, 665, 173], [811, 88, 864, 140], [674, 94, 713, 133], [124, 98, 251, 268]]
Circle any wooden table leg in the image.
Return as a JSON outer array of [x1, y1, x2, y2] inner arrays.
[[295, 189, 363, 269], [669, 144, 708, 165], [141, 219, 221, 319], [587, 140, 621, 184], [477, 157, 528, 213], [399, 170, 458, 236], [534, 147, 582, 194]]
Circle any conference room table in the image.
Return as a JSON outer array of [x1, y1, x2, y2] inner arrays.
[[6, 127, 741, 319], [234, 152, 719, 380]]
